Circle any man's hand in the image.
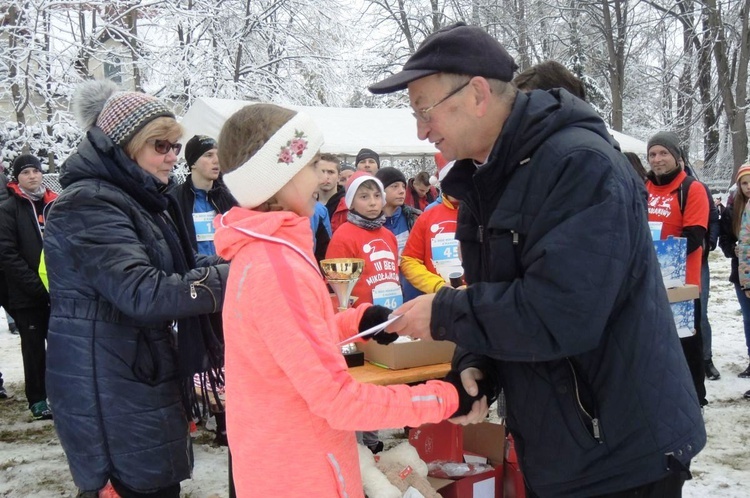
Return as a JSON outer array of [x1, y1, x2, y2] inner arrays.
[[388, 293, 436, 341], [448, 368, 490, 425]]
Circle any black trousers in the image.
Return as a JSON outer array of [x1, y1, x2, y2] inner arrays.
[[13, 306, 49, 407], [526, 469, 687, 498], [681, 299, 707, 406], [110, 477, 180, 498]]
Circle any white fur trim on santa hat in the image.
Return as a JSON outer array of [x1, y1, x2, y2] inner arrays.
[[429, 160, 456, 186], [222, 111, 324, 208], [344, 172, 386, 209], [438, 160, 456, 182]]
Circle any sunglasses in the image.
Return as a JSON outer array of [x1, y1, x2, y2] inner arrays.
[[150, 139, 182, 155]]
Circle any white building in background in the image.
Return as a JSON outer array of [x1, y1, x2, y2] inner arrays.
[[0, 28, 135, 124]]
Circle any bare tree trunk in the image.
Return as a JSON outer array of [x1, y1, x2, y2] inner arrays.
[[675, 0, 694, 153], [600, 0, 626, 131], [515, 0, 532, 70], [698, 12, 719, 172], [398, 0, 416, 52], [125, 7, 142, 91], [43, 7, 56, 172], [704, 0, 749, 174], [177, 0, 194, 101], [430, 0, 442, 31], [8, 4, 28, 126], [234, 0, 253, 83]]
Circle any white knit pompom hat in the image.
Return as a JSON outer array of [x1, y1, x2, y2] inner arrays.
[[222, 110, 324, 208]]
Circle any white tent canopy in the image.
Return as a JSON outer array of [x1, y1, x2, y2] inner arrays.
[[179, 98, 438, 159], [608, 128, 647, 156], [179, 97, 647, 159]]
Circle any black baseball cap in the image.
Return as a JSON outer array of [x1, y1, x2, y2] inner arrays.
[[369, 22, 518, 94]]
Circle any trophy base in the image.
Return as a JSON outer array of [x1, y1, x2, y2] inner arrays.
[[344, 350, 365, 368]]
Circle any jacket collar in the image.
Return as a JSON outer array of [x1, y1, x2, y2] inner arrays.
[[441, 89, 616, 201], [62, 127, 168, 213]]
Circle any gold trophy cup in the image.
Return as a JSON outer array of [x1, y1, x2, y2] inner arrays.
[[320, 258, 365, 312], [320, 258, 366, 366]]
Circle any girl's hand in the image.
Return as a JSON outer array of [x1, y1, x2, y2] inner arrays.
[[744, 290, 750, 299]]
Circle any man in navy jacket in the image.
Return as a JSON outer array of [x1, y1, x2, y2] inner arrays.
[[373, 23, 706, 497]]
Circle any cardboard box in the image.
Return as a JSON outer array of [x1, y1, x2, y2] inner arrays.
[[667, 284, 699, 303], [653, 236, 687, 288], [357, 339, 455, 370], [410, 421, 505, 498], [671, 300, 695, 338]]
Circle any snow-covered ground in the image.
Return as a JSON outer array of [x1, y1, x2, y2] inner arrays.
[[0, 251, 748, 497]]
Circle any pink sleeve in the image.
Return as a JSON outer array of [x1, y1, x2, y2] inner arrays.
[[334, 305, 369, 343], [249, 251, 459, 431]]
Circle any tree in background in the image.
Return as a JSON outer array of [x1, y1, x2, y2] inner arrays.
[[0, 0, 747, 187]]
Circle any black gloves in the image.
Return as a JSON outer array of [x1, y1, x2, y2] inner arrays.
[[444, 369, 494, 418], [358, 305, 399, 345]]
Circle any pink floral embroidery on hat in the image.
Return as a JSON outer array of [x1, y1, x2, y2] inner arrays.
[[278, 130, 308, 164]]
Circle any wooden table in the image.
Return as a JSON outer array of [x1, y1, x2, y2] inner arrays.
[[349, 362, 451, 386]]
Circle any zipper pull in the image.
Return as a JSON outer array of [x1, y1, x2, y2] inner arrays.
[[512, 230, 519, 245], [478, 225, 484, 243], [190, 283, 197, 299], [592, 418, 601, 442]]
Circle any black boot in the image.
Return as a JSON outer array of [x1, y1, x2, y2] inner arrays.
[[705, 360, 721, 380], [213, 411, 228, 446], [744, 390, 750, 400], [739, 363, 750, 378]]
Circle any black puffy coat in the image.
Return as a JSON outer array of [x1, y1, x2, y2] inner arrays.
[[44, 128, 228, 493], [0, 183, 57, 309], [435, 89, 705, 496]]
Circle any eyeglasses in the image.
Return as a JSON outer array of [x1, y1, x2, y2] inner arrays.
[[412, 80, 471, 123], [150, 139, 182, 155]]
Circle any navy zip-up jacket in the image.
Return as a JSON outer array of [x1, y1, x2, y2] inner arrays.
[[433, 89, 705, 497]]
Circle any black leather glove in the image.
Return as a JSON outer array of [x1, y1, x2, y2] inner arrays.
[[444, 369, 493, 418], [358, 305, 399, 345]]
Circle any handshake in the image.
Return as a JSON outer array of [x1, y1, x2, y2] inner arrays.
[[443, 370, 494, 418]]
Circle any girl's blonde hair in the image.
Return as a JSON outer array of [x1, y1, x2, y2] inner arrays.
[[218, 104, 297, 211], [125, 117, 183, 160]]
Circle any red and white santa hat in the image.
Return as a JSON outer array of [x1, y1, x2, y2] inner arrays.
[[429, 152, 456, 186], [344, 171, 386, 209]]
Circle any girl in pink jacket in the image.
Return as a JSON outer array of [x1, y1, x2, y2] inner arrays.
[[213, 104, 468, 498]]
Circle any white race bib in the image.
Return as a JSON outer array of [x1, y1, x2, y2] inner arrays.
[[193, 210, 217, 242]]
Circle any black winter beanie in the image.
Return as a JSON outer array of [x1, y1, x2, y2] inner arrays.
[[12, 154, 42, 180], [355, 148, 380, 168], [375, 167, 407, 189], [185, 135, 217, 167]]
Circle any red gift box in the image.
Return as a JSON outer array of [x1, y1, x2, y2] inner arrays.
[[409, 421, 505, 498], [503, 434, 526, 498]]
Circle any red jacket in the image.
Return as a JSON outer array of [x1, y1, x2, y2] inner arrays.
[[646, 170, 709, 287], [329, 197, 349, 233], [404, 179, 437, 211]]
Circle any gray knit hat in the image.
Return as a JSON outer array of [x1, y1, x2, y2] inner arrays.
[[647, 131, 683, 164], [72, 80, 175, 147]]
